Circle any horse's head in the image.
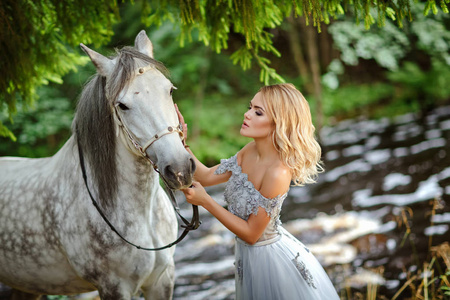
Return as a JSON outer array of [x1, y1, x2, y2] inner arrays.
[[79, 31, 195, 189]]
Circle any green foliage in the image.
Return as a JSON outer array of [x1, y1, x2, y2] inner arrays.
[[320, 59, 450, 122], [387, 59, 450, 104], [441, 271, 450, 295], [140, 0, 289, 85], [2, 0, 449, 140], [325, 3, 450, 121], [2, 0, 450, 162], [0, 0, 119, 138], [328, 3, 450, 71], [411, 5, 450, 64], [0, 85, 73, 157], [139, 0, 440, 87], [425, 0, 450, 15], [319, 83, 394, 120], [328, 19, 410, 70], [177, 93, 250, 165]]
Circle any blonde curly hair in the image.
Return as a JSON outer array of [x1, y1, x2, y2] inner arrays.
[[259, 83, 323, 186]]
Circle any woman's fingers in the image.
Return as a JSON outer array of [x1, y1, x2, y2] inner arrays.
[[190, 181, 200, 188], [174, 104, 188, 140], [175, 104, 185, 123], [181, 187, 193, 197], [181, 181, 206, 206]]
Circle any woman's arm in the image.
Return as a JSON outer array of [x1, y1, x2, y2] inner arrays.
[[182, 181, 270, 245], [182, 166, 291, 245], [184, 147, 229, 187]]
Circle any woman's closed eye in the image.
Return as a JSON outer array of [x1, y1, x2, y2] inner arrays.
[[247, 105, 263, 116]]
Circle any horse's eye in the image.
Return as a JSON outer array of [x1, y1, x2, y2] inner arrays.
[[170, 86, 177, 96], [118, 103, 129, 110]]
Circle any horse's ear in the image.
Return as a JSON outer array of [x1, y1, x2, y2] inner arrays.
[[80, 43, 115, 77], [135, 30, 154, 58]]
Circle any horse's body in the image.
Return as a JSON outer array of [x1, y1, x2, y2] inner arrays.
[[0, 31, 194, 300]]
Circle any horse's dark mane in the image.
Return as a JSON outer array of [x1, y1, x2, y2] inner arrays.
[[72, 46, 168, 209]]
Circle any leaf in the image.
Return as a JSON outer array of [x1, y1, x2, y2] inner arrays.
[[0, 121, 17, 141]]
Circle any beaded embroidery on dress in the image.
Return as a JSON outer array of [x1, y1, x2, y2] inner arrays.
[[215, 154, 340, 300]]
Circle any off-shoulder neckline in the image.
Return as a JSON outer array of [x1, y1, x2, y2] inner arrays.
[[230, 154, 289, 200]]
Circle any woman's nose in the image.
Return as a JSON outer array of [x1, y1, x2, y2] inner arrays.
[[244, 111, 251, 119]]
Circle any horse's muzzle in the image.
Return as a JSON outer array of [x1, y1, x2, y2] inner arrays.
[[163, 157, 196, 189]]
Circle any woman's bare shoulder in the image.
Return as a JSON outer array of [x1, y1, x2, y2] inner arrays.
[[266, 162, 291, 184], [259, 162, 291, 198]]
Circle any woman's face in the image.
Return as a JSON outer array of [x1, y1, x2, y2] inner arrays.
[[240, 92, 274, 139]]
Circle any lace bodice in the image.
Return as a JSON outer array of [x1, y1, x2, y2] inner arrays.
[[214, 154, 288, 243]]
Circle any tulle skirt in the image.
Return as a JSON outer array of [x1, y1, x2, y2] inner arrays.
[[234, 227, 340, 300]]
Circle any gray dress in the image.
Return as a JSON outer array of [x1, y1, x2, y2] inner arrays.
[[215, 154, 340, 300]]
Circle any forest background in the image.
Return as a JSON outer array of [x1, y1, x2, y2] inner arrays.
[[1, 0, 449, 164]]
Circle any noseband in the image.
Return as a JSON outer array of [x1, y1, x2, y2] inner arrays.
[[77, 65, 200, 251]]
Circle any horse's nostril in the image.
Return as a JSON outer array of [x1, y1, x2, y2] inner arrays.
[[164, 165, 173, 177], [189, 157, 196, 174]]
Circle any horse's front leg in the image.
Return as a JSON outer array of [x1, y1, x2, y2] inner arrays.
[[141, 262, 175, 300], [95, 281, 134, 300], [97, 289, 131, 300]]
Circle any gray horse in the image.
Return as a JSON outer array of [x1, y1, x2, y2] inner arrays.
[[0, 30, 195, 299]]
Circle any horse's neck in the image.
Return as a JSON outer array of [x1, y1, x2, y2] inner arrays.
[[115, 139, 160, 210], [62, 134, 160, 215], [51, 136, 80, 171]]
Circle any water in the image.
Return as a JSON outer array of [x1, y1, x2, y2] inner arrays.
[[1, 106, 449, 299]]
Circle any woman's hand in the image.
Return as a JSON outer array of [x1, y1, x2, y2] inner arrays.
[[181, 181, 211, 207], [175, 104, 188, 144]]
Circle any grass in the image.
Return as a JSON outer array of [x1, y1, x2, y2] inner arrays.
[[340, 198, 450, 300]]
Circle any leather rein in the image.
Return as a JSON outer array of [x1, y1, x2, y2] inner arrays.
[[77, 74, 200, 251]]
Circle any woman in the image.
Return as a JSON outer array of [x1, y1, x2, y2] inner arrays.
[[177, 83, 340, 299]]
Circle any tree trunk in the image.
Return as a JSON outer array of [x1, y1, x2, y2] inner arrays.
[[192, 48, 210, 139], [287, 16, 313, 95], [319, 23, 333, 70], [299, 18, 324, 136]]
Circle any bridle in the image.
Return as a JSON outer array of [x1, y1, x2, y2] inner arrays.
[[77, 65, 200, 251], [112, 102, 184, 165]]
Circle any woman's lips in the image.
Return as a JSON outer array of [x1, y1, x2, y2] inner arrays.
[[242, 121, 249, 129]]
